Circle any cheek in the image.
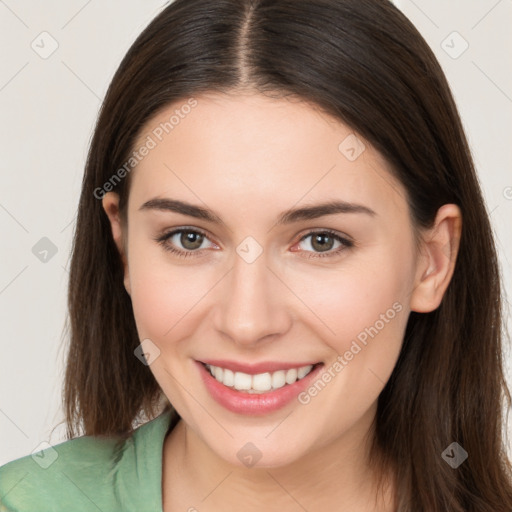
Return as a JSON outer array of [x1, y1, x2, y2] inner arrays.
[[290, 260, 410, 434], [289, 253, 412, 352], [126, 244, 216, 343]]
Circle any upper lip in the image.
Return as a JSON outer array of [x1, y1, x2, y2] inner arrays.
[[198, 359, 321, 375]]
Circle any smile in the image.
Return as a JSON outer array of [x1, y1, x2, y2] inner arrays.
[[204, 363, 315, 393], [196, 360, 324, 415]]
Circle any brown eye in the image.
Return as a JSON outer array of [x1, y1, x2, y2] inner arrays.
[[155, 227, 215, 257], [310, 233, 335, 252], [179, 231, 204, 250], [296, 230, 353, 259]]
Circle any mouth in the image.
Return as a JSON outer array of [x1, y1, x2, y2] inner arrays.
[[201, 361, 321, 394], [195, 360, 325, 415]]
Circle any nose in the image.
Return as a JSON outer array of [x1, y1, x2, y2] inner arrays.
[[213, 247, 292, 347]]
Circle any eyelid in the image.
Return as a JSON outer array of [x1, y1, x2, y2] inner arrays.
[[155, 226, 218, 249], [155, 226, 353, 259], [292, 229, 354, 258], [296, 227, 353, 244]]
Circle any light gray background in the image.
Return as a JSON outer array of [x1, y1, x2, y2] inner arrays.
[[1, 0, 511, 465]]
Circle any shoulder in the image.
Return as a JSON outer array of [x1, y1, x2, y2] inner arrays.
[[0, 410, 176, 512], [0, 431, 125, 511]]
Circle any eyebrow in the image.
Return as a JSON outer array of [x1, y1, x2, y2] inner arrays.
[[138, 197, 376, 225]]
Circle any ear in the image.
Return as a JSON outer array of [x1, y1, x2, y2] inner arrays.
[[410, 204, 462, 313], [101, 192, 131, 296]]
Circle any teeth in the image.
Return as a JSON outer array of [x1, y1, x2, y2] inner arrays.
[[213, 366, 223, 381], [223, 368, 234, 387], [297, 366, 311, 379], [285, 368, 298, 385], [271, 370, 286, 390], [234, 371, 252, 390], [253, 372, 272, 392], [205, 364, 314, 393]]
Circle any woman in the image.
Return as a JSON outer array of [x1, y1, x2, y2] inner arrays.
[[1, 0, 511, 510]]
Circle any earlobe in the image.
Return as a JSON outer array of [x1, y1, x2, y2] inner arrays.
[[101, 192, 131, 296], [410, 204, 462, 313]]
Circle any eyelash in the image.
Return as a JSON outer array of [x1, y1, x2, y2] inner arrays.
[[154, 227, 354, 259]]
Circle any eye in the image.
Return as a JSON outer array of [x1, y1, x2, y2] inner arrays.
[[294, 230, 353, 259], [155, 227, 353, 260], [155, 227, 217, 258]]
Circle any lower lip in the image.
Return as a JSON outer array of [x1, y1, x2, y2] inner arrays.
[[195, 361, 324, 415]]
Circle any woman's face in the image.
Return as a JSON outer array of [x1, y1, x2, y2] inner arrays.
[[103, 92, 439, 468]]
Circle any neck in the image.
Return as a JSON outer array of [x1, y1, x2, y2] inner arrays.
[[162, 405, 394, 511]]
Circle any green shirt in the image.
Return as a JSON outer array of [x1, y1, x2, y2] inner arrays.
[[0, 409, 179, 512]]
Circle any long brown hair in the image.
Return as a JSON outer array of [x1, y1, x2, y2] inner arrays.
[[63, 0, 512, 509]]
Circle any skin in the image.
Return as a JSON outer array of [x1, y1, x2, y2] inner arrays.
[[102, 92, 462, 511]]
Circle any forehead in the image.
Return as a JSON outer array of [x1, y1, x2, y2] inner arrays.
[[128, 92, 408, 222]]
